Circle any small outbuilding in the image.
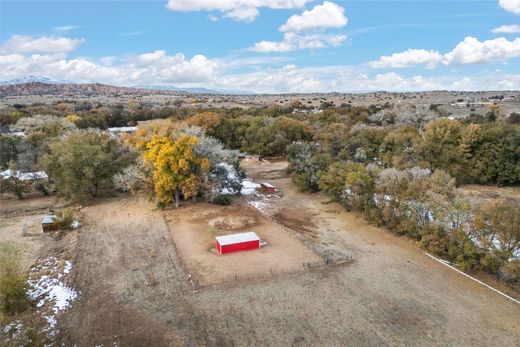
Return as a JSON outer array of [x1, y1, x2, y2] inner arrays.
[[260, 182, 276, 193], [41, 215, 57, 232], [215, 231, 261, 255]]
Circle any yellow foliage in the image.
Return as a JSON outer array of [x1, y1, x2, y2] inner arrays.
[[143, 134, 209, 205], [65, 114, 81, 123], [123, 119, 179, 150]]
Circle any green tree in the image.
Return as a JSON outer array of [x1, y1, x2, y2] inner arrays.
[[419, 118, 464, 182], [0, 161, 31, 199], [318, 161, 375, 214], [472, 124, 520, 185], [0, 242, 30, 316], [287, 142, 330, 192], [43, 131, 135, 200], [0, 135, 20, 169], [380, 125, 420, 169]]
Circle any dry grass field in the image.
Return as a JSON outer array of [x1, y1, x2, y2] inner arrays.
[[1, 160, 519, 346]]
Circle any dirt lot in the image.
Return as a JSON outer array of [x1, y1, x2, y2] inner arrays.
[[2, 161, 520, 346], [0, 194, 71, 269], [458, 184, 520, 206], [164, 202, 320, 285]]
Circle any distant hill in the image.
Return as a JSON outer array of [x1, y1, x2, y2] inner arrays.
[[0, 81, 186, 97], [0, 76, 252, 96], [138, 84, 254, 95], [0, 76, 74, 85]]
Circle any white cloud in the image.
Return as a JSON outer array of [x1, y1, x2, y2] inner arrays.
[[491, 24, 520, 33], [223, 6, 259, 22], [0, 36, 220, 86], [138, 50, 167, 62], [249, 32, 346, 52], [1, 47, 519, 92], [499, 0, 520, 14], [368, 49, 443, 69], [166, 0, 309, 22], [217, 65, 520, 93], [249, 40, 294, 52], [53, 25, 80, 32], [280, 1, 347, 33], [444, 36, 520, 64], [249, 1, 348, 52], [0, 35, 83, 54], [369, 36, 520, 68]]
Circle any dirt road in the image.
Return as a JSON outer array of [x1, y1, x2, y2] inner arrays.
[[56, 161, 519, 346]]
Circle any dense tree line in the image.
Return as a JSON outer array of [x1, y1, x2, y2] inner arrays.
[[0, 100, 518, 285]]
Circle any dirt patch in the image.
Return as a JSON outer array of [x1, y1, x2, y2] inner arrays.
[[0, 213, 51, 270], [208, 215, 258, 231], [458, 184, 520, 206], [240, 159, 289, 181], [0, 194, 68, 218], [164, 202, 321, 285], [255, 168, 289, 180], [273, 208, 317, 236]]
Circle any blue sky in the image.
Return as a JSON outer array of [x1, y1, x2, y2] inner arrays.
[[1, 0, 519, 92]]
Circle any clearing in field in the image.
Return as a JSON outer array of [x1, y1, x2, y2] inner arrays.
[[163, 201, 321, 285]]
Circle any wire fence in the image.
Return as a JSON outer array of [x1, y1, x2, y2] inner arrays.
[[159, 204, 355, 292], [190, 255, 354, 291]]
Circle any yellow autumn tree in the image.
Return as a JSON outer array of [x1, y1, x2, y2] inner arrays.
[[144, 134, 209, 207], [122, 119, 179, 150]]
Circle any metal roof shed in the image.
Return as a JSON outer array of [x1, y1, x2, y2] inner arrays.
[[215, 231, 261, 255], [41, 215, 57, 232]]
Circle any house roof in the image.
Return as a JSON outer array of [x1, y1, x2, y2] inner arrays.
[[1, 169, 48, 181], [107, 126, 137, 133], [215, 231, 260, 246]]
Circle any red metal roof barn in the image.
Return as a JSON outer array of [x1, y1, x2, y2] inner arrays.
[[216, 232, 261, 255]]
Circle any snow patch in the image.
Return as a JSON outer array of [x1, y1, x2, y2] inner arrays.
[[241, 179, 261, 195], [27, 257, 78, 337]]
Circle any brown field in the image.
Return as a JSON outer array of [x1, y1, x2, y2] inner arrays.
[[458, 184, 520, 206], [1, 160, 519, 346], [164, 202, 321, 285]]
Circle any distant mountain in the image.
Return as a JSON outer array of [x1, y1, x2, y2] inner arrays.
[[0, 81, 181, 97], [137, 85, 254, 95], [138, 84, 226, 94], [0, 76, 74, 85], [0, 76, 253, 96]]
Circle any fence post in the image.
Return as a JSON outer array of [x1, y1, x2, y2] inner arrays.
[[235, 274, 237, 281]]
